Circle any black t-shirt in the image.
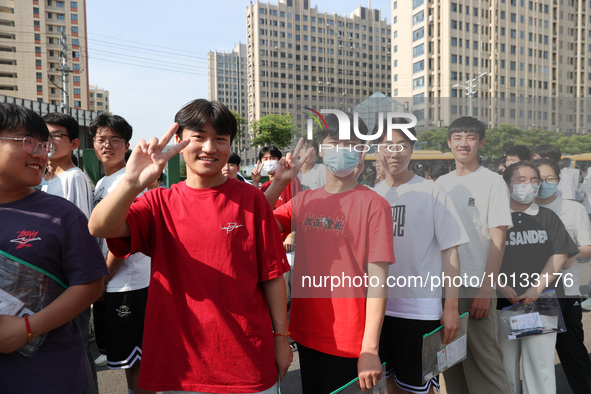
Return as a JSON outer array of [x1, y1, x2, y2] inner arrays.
[[497, 205, 579, 309]]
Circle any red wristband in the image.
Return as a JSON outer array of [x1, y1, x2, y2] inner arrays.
[[23, 314, 33, 343], [273, 331, 290, 337]]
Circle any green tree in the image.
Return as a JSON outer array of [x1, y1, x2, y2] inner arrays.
[[231, 110, 247, 138], [250, 113, 293, 148], [417, 128, 449, 151]]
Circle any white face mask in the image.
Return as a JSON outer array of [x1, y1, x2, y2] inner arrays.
[[262, 160, 278, 173], [511, 183, 540, 204]]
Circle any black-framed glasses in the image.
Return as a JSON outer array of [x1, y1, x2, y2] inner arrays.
[[49, 132, 70, 141], [93, 137, 125, 148], [0, 136, 55, 157], [541, 176, 559, 184]]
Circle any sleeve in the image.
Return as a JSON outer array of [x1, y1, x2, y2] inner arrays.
[[570, 203, 591, 247], [106, 192, 155, 259], [273, 199, 293, 234], [61, 212, 108, 286], [255, 192, 291, 281], [65, 170, 93, 220], [366, 195, 396, 265], [488, 176, 513, 229], [432, 184, 470, 250], [544, 209, 580, 258]]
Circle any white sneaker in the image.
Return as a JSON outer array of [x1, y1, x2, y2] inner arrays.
[[94, 354, 107, 367], [581, 298, 591, 311]]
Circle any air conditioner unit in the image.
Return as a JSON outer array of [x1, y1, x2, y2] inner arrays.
[[428, 15, 433, 22]]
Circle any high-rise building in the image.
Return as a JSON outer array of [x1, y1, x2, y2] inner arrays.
[[208, 43, 251, 157], [246, 0, 391, 142], [393, 0, 589, 134], [0, 0, 89, 110], [89, 84, 109, 113]]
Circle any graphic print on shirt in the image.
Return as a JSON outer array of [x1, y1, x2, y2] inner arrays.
[[221, 222, 244, 234], [468, 197, 475, 207], [391, 205, 406, 237], [506, 229, 548, 246], [10, 229, 42, 249], [302, 213, 347, 236], [93, 186, 104, 207]]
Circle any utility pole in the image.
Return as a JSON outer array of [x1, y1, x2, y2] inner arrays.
[[453, 72, 488, 117], [57, 30, 71, 113]]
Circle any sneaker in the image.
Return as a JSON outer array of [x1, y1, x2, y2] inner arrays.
[[94, 354, 107, 367], [581, 298, 591, 311], [290, 343, 297, 352]]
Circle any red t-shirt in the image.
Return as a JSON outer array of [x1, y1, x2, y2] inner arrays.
[[107, 179, 290, 392], [274, 185, 395, 357], [260, 177, 302, 209]]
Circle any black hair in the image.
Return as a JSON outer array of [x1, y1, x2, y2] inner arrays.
[[374, 117, 417, 146], [532, 144, 561, 163], [506, 145, 531, 162], [447, 116, 486, 140], [174, 99, 237, 143], [317, 112, 368, 144], [0, 103, 49, 140], [428, 160, 450, 181], [89, 114, 132, 142], [258, 145, 282, 161], [228, 152, 241, 166], [531, 158, 560, 179], [503, 161, 540, 184], [42, 112, 80, 139]]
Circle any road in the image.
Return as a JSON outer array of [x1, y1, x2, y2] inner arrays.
[[97, 261, 591, 393]]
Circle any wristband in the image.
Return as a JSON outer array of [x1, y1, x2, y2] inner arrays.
[[273, 331, 290, 337], [23, 314, 33, 343]]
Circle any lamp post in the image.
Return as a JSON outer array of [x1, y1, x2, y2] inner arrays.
[[453, 72, 488, 117]]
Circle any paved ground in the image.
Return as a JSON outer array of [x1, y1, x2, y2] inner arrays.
[[97, 261, 591, 393]]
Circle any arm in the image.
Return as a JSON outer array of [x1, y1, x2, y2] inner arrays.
[[261, 275, 292, 381], [469, 226, 507, 320], [89, 123, 188, 238], [105, 251, 125, 283], [563, 245, 591, 269], [251, 161, 262, 189], [441, 246, 460, 345], [0, 277, 103, 353], [358, 261, 388, 392], [520, 253, 567, 305]]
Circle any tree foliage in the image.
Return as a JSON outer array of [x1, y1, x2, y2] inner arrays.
[[419, 123, 591, 160], [250, 113, 293, 148]]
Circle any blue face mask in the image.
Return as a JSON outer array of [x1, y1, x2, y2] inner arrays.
[[538, 181, 558, 199], [510, 183, 540, 204], [323, 148, 359, 178]]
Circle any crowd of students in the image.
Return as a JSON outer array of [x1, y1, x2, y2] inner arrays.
[[1, 99, 591, 394]]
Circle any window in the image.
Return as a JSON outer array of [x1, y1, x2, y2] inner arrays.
[[36, 72, 42, 79], [71, 26, 78, 34], [413, 43, 424, 57], [413, 60, 424, 73], [73, 88, 81, 95], [413, 11, 424, 25], [413, 76, 424, 89], [37, 85, 43, 92], [73, 76, 80, 83], [57, 14, 64, 20], [72, 39, 79, 46], [72, 64, 80, 70], [71, 1, 77, 9], [56, 1, 64, 7], [413, 27, 424, 41], [71, 14, 78, 21], [413, 0, 424, 9], [74, 100, 81, 107]]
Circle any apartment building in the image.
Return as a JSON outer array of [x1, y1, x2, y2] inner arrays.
[[393, 0, 590, 134], [246, 0, 392, 143], [89, 84, 109, 113], [0, 0, 89, 110], [208, 43, 251, 156]]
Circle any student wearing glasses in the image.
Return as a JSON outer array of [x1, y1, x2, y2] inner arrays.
[[0, 103, 107, 392], [89, 114, 153, 394]]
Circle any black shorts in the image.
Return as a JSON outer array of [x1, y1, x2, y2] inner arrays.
[[297, 342, 358, 393], [94, 287, 148, 369], [379, 316, 441, 394]]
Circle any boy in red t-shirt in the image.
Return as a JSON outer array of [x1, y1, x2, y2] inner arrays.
[[89, 99, 292, 393], [265, 113, 396, 393]]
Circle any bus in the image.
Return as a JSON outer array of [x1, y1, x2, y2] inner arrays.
[[365, 149, 455, 176]]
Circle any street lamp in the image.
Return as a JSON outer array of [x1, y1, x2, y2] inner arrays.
[[453, 72, 488, 117]]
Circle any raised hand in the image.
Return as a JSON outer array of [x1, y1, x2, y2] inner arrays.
[[251, 161, 263, 187], [125, 123, 189, 191], [274, 138, 314, 187]]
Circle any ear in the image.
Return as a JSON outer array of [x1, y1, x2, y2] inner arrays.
[[478, 139, 485, 149], [70, 138, 81, 150]]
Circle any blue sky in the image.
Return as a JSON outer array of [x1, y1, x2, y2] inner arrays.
[[85, 0, 391, 147]]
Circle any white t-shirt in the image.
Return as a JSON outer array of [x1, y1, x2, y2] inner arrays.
[[437, 166, 513, 284], [42, 167, 93, 219], [374, 175, 469, 320], [297, 163, 326, 190], [558, 168, 579, 201], [538, 196, 591, 296], [94, 167, 151, 292]]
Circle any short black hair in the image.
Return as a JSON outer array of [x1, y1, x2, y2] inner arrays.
[[0, 103, 48, 140], [42, 112, 80, 139], [228, 152, 241, 166], [532, 144, 561, 163], [374, 117, 417, 146], [532, 158, 560, 179], [317, 112, 368, 144], [175, 99, 237, 143], [89, 114, 132, 142], [258, 145, 282, 161], [448, 116, 486, 140], [506, 145, 531, 162], [503, 161, 540, 184]]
